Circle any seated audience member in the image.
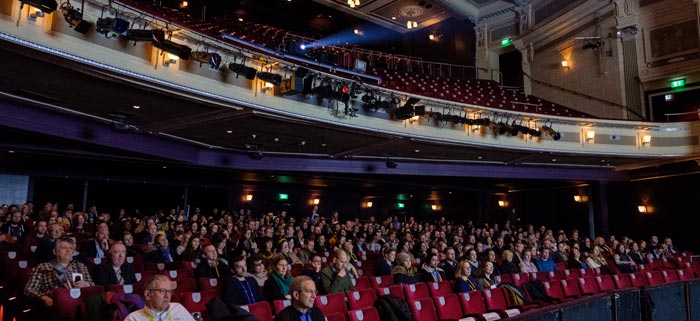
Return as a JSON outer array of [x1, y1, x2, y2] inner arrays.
[[463, 249, 480, 278], [93, 243, 138, 290], [195, 244, 230, 279], [263, 255, 293, 302], [78, 226, 110, 262], [297, 238, 316, 265], [247, 254, 268, 287], [552, 242, 568, 264], [519, 249, 538, 273], [24, 237, 95, 319], [302, 253, 323, 289], [613, 243, 637, 273], [374, 247, 396, 277], [35, 222, 64, 262], [477, 261, 499, 289], [439, 247, 458, 281], [500, 250, 520, 275], [122, 232, 143, 257], [664, 237, 679, 254], [628, 242, 645, 265], [225, 255, 265, 305], [21, 219, 48, 252], [586, 245, 613, 274], [567, 247, 588, 269], [179, 235, 203, 264], [454, 260, 481, 293], [279, 238, 303, 265], [535, 248, 557, 272], [124, 275, 195, 321], [1, 210, 29, 242], [320, 249, 356, 294], [273, 275, 325, 321], [392, 252, 419, 285], [419, 252, 446, 283], [145, 233, 177, 264], [484, 249, 503, 276]]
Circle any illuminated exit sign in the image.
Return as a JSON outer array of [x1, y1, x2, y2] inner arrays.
[[670, 79, 685, 88], [501, 38, 512, 47]]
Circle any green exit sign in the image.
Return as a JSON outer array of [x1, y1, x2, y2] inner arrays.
[[278, 193, 289, 200], [670, 79, 685, 88], [396, 202, 405, 209], [501, 38, 512, 47]]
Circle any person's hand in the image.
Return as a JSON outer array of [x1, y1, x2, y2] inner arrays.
[[74, 280, 91, 288], [41, 295, 53, 307]]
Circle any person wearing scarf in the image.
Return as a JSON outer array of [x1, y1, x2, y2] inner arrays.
[[454, 260, 482, 293], [419, 252, 446, 283], [264, 255, 293, 303]]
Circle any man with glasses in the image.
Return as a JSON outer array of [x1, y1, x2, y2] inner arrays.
[[274, 275, 325, 321], [36, 223, 66, 263], [24, 236, 95, 318], [319, 249, 356, 294], [125, 274, 195, 321], [302, 253, 323, 289], [225, 255, 264, 305]]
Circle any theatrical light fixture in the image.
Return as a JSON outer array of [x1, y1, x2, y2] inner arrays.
[[641, 134, 651, 146], [541, 125, 561, 140], [96, 17, 130, 39], [228, 62, 257, 80], [313, 198, 320, 205], [191, 51, 222, 70], [61, 2, 91, 34], [257, 71, 283, 86], [637, 205, 648, 213], [244, 194, 253, 202], [152, 39, 192, 60], [585, 130, 595, 143], [347, 0, 360, 8], [561, 60, 570, 70], [19, 0, 58, 13], [365, 201, 373, 208]]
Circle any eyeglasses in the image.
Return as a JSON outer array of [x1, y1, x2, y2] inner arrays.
[[148, 288, 174, 295]]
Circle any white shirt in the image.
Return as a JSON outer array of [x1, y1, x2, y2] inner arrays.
[[124, 303, 196, 321]]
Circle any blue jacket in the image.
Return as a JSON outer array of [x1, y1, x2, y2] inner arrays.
[[535, 257, 557, 272]]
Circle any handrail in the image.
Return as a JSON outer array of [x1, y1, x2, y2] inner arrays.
[[523, 72, 644, 119]]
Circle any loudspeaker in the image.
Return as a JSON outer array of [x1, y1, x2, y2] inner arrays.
[[295, 67, 309, 78]]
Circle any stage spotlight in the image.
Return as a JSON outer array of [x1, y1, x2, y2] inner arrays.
[[257, 71, 283, 86], [228, 62, 257, 80], [541, 125, 561, 140], [61, 2, 91, 34], [300, 44, 307, 50], [123, 29, 165, 42], [19, 0, 57, 13], [191, 51, 222, 70], [96, 17, 130, 38], [152, 39, 192, 60], [394, 97, 421, 120]]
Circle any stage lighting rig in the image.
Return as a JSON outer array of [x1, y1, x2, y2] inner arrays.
[[61, 1, 91, 34], [19, 0, 57, 13], [123, 29, 166, 43], [96, 17, 130, 38]]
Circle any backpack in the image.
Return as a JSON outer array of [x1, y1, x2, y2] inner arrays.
[[374, 294, 416, 321]]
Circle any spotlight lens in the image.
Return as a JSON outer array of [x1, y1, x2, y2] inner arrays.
[[300, 44, 306, 50]]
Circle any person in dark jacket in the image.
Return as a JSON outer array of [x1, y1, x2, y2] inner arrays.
[[374, 247, 396, 276], [225, 255, 264, 305], [391, 252, 419, 285], [273, 275, 325, 321], [92, 243, 138, 291], [263, 255, 293, 303]]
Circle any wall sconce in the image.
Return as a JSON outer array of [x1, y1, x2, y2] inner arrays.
[[585, 130, 595, 143], [641, 134, 651, 146], [244, 194, 253, 202], [498, 200, 507, 207], [312, 198, 320, 205], [573, 195, 589, 203], [431, 204, 438, 211], [637, 205, 648, 213], [163, 53, 178, 66], [366, 201, 373, 208], [561, 60, 570, 70]]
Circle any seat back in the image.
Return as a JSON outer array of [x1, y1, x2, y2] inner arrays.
[[110, 282, 145, 295], [135, 270, 156, 283], [377, 284, 405, 299], [661, 270, 679, 283], [348, 307, 381, 321], [352, 276, 372, 290], [433, 294, 463, 321], [542, 281, 566, 300], [403, 282, 430, 301], [458, 290, 488, 315], [563, 269, 579, 279], [427, 281, 452, 298], [678, 268, 696, 281], [511, 272, 529, 287], [628, 273, 648, 287], [369, 275, 393, 289], [578, 277, 598, 296], [594, 275, 615, 292], [347, 288, 378, 310], [240, 301, 273, 321], [315, 292, 348, 317], [273, 299, 292, 315], [645, 271, 664, 286], [529, 271, 547, 282], [547, 270, 564, 281], [179, 291, 218, 315], [197, 277, 222, 296], [172, 278, 198, 302], [495, 274, 512, 284], [612, 274, 632, 289], [559, 279, 581, 298], [408, 298, 439, 321], [482, 287, 508, 311], [51, 286, 105, 320]]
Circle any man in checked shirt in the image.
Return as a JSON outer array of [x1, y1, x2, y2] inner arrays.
[[24, 236, 95, 318]]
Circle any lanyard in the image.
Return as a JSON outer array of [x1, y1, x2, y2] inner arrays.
[[143, 309, 171, 321]]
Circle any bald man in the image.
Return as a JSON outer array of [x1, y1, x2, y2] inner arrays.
[[92, 242, 138, 291]]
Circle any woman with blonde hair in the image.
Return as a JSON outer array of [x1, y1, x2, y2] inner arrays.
[[454, 260, 481, 293]]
